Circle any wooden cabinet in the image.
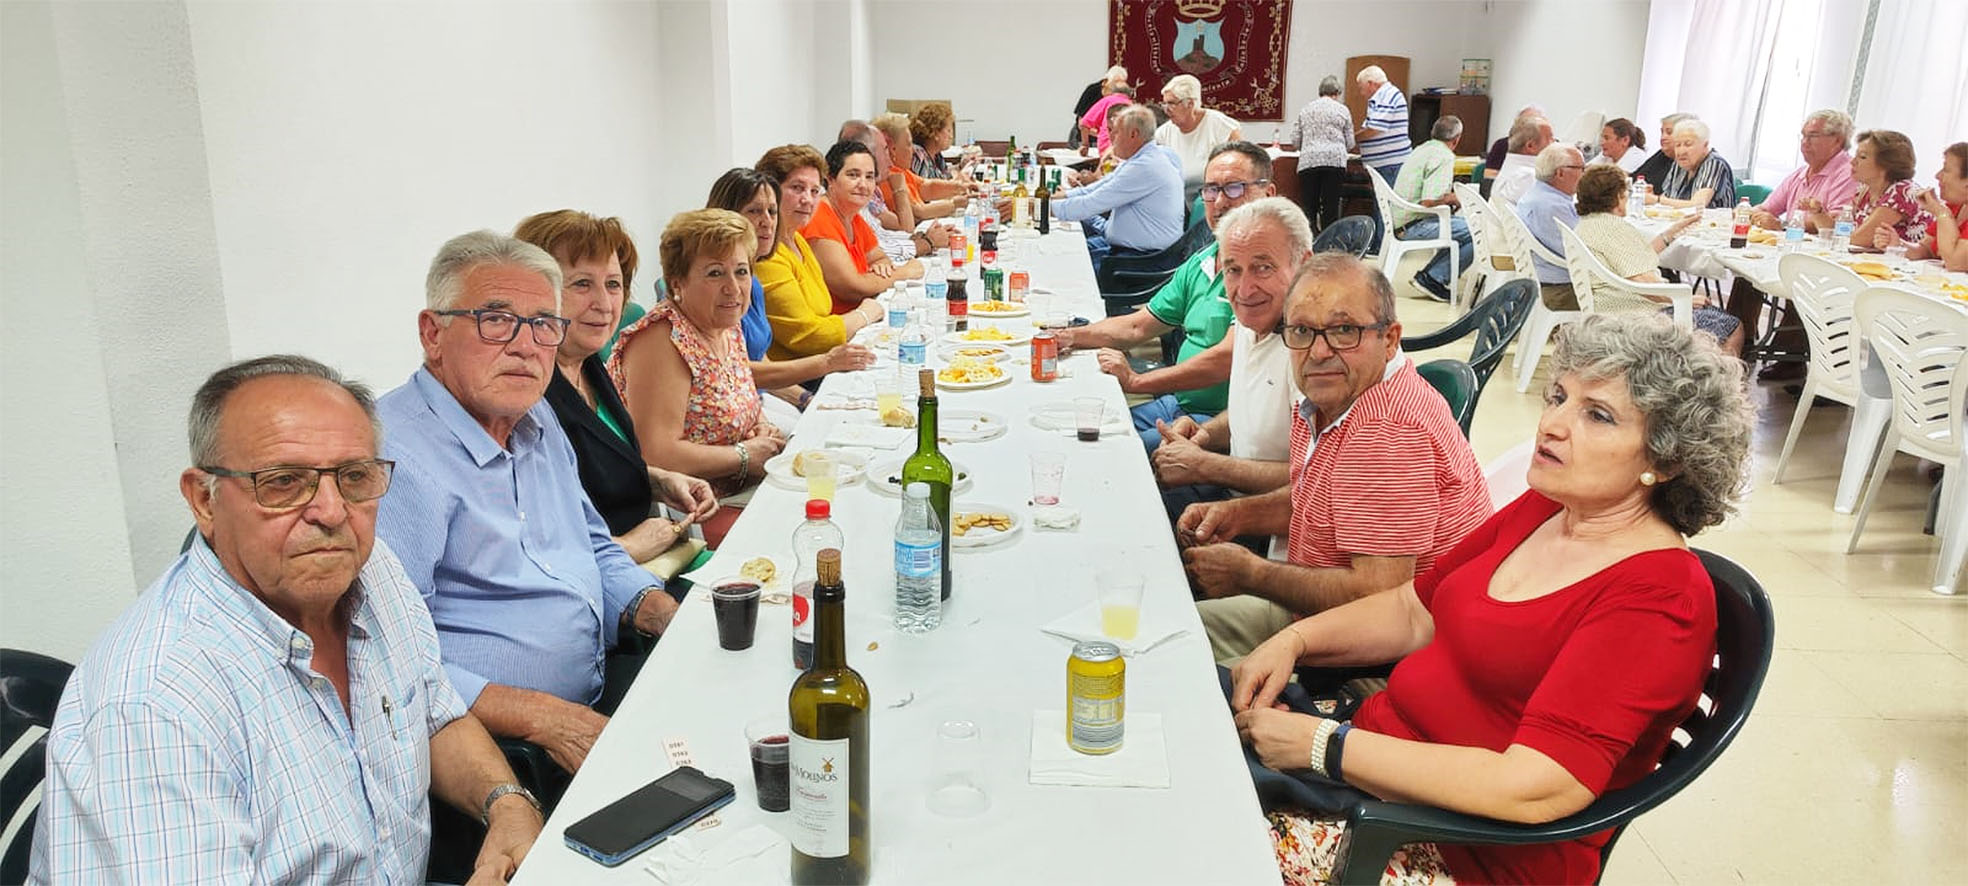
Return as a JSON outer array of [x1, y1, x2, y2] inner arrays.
[[1410, 93, 1490, 154]]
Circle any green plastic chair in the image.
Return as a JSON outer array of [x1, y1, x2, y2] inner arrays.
[[1416, 359, 1479, 438], [1329, 549, 1774, 885], [1737, 182, 1772, 205], [601, 300, 646, 363], [1187, 194, 1207, 229], [1404, 279, 1539, 435]]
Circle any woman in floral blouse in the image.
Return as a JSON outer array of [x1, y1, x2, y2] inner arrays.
[[1847, 129, 1934, 247]]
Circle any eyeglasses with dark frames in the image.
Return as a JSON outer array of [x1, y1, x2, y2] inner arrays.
[[432, 308, 571, 347], [1280, 321, 1390, 351], [1201, 179, 1271, 201], [199, 459, 396, 510]]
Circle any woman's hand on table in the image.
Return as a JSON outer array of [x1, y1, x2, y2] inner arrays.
[[1182, 542, 1258, 599], [1230, 626, 1306, 713], [924, 222, 953, 249], [1234, 707, 1322, 771], [870, 256, 897, 279], [1874, 227, 1903, 250], [1667, 213, 1700, 238], [826, 343, 877, 372], [652, 469, 719, 521]]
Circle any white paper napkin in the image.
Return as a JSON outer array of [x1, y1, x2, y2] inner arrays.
[[641, 824, 786, 885], [824, 423, 912, 449], [1030, 505, 1081, 531], [1028, 711, 1169, 789], [1039, 601, 1188, 657]]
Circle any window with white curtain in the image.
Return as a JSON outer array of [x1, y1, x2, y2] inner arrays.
[[1637, 0, 1967, 188]]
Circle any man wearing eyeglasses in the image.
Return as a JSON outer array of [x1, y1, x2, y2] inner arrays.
[[1052, 141, 1276, 452], [32, 356, 541, 884], [1515, 143, 1588, 310], [1177, 254, 1490, 665], [374, 231, 679, 792]]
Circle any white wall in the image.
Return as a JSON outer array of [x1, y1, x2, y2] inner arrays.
[[1486, 0, 1652, 148], [868, 0, 1110, 146]]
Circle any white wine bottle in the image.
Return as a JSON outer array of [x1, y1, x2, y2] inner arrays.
[[788, 548, 870, 884]]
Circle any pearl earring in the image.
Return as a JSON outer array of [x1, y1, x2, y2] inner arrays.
[[1640, 471, 1658, 486]]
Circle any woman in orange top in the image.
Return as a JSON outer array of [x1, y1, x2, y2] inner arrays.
[[801, 139, 923, 312], [872, 112, 967, 220], [754, 144, 891, 359]]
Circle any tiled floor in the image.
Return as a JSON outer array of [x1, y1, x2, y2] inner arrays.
[[1396, 281, 1968, 885]]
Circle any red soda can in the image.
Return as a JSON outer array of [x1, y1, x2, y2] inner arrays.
[[1031, 332, 1059, 382]]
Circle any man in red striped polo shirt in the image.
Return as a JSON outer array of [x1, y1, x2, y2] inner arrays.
[[1179, 254, 1491, 663]]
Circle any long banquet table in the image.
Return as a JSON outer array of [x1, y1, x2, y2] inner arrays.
[[1632, 209, 1968, 511], [511, 225, 1280, 884]]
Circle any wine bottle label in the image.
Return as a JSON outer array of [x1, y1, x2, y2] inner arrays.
[[789, 734, 851, 858]]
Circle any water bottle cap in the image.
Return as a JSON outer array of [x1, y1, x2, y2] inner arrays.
[[805, 499, 831, 520]]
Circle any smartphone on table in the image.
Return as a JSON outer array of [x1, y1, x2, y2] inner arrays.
[[562, 766, 736, 867]]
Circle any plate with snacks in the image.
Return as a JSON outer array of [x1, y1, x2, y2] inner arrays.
[[970, 300, 1030, 318], [944, 324, 1032, 347], [763, 449, 869, 490], [868, 456, 974, 497], [948, 504, 1023, 549], [1841, 259, 1900, 281], [936, 358, 1012, 390], [937, 343, 1011, 363]]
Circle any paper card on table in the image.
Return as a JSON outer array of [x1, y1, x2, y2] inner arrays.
[[825, 422, 912, 449], [1039, 601, 1186, 657], [1029, 711, 1169, 789]]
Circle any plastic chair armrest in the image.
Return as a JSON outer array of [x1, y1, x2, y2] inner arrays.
[[1403, 311, 1484, 352]]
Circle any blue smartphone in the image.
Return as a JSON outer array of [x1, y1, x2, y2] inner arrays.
[[562, 766, 736, 867]]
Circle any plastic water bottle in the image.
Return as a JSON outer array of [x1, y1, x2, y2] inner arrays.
[[899, 309, 928, 367], [1629, 181, 1646, 219], [1784, 209, 1807, 251], [791, 499, 844, 669], [894, 482, 943, 632], [1832, 206, 1855, 252], [886, 283, 909, 328], [922, 277, 947, 332]]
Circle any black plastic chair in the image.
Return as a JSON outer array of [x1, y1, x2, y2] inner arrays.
[[3, 649, 76, 883], [1312, 215, 1376, 258], [1403, 279, 1538, 434], [1416, 359, 1479, 438], [1330, 548, 1774, 885], [1098, 219, 1215, 315]]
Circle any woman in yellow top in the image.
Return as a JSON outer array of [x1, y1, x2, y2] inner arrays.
[[753, 144, 889, 359]]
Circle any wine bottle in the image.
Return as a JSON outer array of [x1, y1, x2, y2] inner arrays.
[[789, 549, 871, 884], [900, 369, 953, 601], [1036, 171, 1052, 235], [1011, 167, 1032, 228]]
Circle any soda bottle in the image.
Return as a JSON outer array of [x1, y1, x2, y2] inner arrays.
[[790, 499, 844, 670], [1730, 198, 1751, 249]]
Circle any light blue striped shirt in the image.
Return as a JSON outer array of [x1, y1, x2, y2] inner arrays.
[[1051, 141, 1188, 252], [1359, 82, 1412, 169], [29, 537, 466, 885], [375, 367, 654, 708]]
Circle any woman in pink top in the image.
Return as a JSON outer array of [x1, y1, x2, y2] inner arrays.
[[1080, 85, 1135, 154], [611, 209, 781, 542], [1848, 129, 1934, 246]]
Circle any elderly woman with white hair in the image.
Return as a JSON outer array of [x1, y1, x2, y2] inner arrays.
[[1275, 74, 1354, 232], [1632, 112, 1695, 193], [1156, 73, 1244, 202], [1233, 312, 1753, 886], [1647, 117, 1736, 209]]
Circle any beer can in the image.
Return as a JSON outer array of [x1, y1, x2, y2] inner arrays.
[[1067, 640, 1125, 754], [1031, 332, 1058, 382], [982, 267, 1005, 300]]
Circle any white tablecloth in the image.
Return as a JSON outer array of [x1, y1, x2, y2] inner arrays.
[[510, 227, 1279, 885]]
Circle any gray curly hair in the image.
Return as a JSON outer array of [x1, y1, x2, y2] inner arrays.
[[1549, 313, 1753, 535]]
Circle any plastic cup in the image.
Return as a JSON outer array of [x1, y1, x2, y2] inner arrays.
[[802, 451, 838, 503], [745, 715, 790, 812], [711, 578, 762, 651], [926, 719, 989, 817], [1029, 451, 1066, 505], [1097, 568, 1144, 641], [1074, 397, 1104, 442]]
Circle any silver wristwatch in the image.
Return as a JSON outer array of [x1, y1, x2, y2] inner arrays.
[[481, 782, 542, 825]]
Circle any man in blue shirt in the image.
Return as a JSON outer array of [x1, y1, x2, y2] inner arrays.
[[1052, 103, 1187, 269], [376, 231, 679, 781], [1513, 144, 1587, 309], [33, 356, 540, 884]]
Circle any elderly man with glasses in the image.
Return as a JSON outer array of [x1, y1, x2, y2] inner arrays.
[[1515, 143, 1589, 309], [1751, 109, 1859, 231], [32, 355, 541, 884], [1051, 141, 1277, 452], [1176, 254, 1490, 665], [374, 231, 678, 798]]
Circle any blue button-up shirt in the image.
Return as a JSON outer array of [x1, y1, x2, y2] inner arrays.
[[376, 367, 653, 708], [1052, 141, 1187, 252], [1516, 180, 1580, 284], [30, 537, 466, 885]]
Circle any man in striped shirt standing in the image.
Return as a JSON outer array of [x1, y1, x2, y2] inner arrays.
[[1355, 66, 1412, 185], [1177, 255, 1491, 664]]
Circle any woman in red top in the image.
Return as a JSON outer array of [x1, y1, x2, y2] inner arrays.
[[1878, 141, 1968, 272], [800, 139, 923, 314], [1231, 313, 1754, 885]]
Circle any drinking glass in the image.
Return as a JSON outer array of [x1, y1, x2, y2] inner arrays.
[[1029, 451, 1066, 506], [926, 719, 990, 817], [745, 715, 790, 812], [802, 451, 838, 503], [1096, 568, 1144, 641]]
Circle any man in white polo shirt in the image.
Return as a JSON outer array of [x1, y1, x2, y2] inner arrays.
[[1151, 197, 1312, 553]]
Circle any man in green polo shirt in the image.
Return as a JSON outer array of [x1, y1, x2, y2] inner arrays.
[[1052, 141, 1279, 452]]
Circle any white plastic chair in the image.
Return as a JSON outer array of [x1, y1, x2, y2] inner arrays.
[[1482, 201, 1562, 378], [1452, 183, 1512, 307], [1366, 165, 1459, 300], [1847, 286, 1968, 595], [1511, 224, 1691, 394], [1772, 254, 1867, 483]]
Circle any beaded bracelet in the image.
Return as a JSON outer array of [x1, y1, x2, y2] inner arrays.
[[1308, 717, 1341, 777], [733, 442, 751, 481]]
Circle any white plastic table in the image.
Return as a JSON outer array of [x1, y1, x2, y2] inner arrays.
[[509, 226, 1280, 885]]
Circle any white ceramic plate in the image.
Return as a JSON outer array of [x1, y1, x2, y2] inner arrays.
[[949, 502, 1024, 550], [845, 408, 1006, 444], [969, 301, 1030, 318], [935, 363, 1013, 391], [763, 449, 869, 490], [1028, 400, 1130, 437], [868, 457, 974, 497], [943, 324, 1032, 347], [937, 343, 1010, 363]]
